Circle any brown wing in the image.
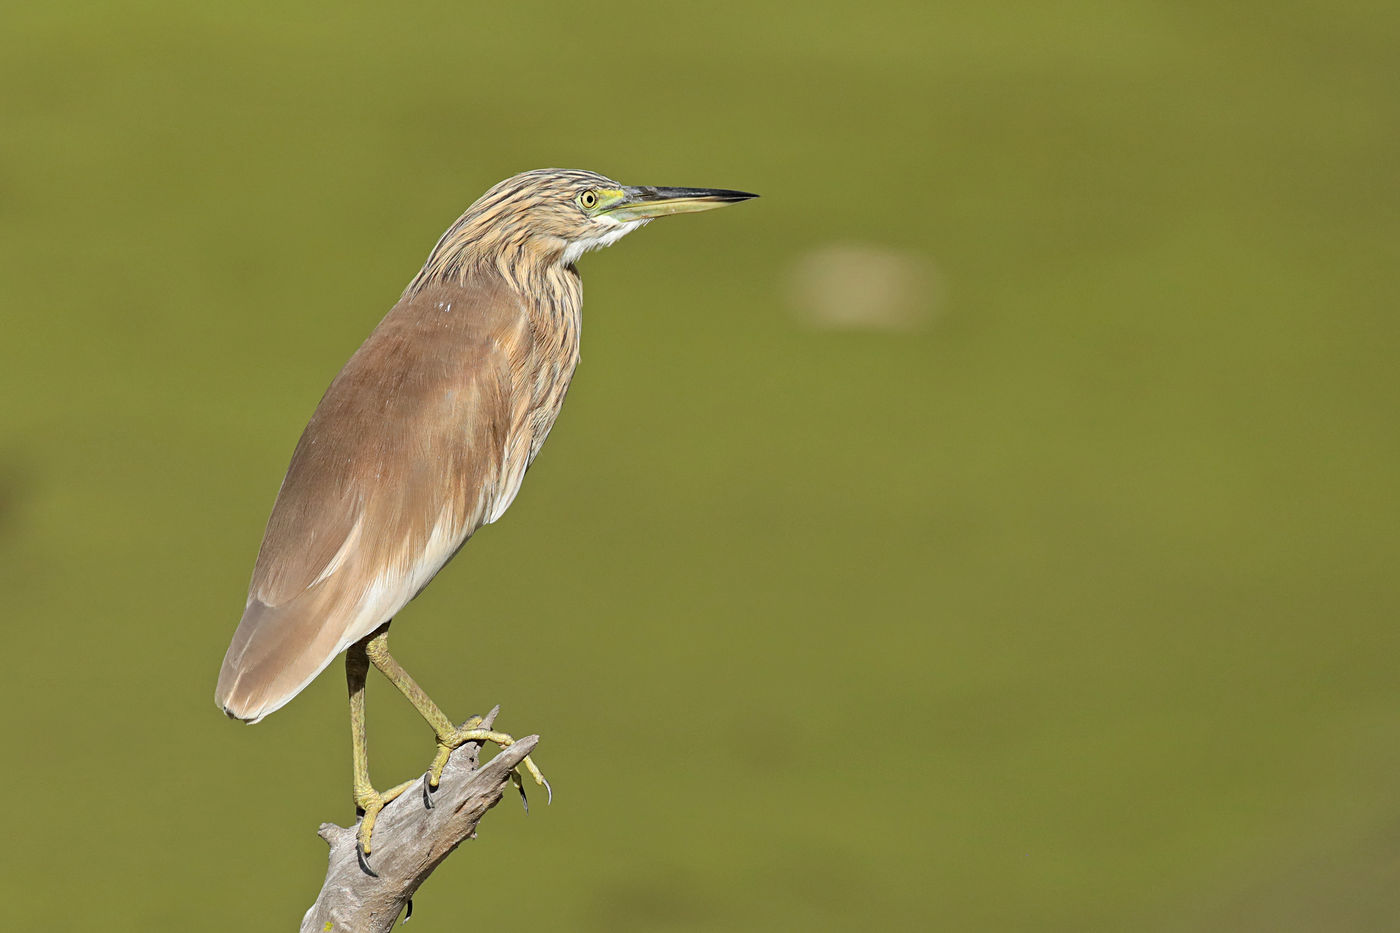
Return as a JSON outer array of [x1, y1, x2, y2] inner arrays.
[[215, 276, 531, 722]]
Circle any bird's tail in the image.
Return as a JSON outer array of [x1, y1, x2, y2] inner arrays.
[[215, 592, 348, 723]]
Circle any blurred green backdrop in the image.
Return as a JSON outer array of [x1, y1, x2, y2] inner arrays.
[[3, 1, 1397, 929]]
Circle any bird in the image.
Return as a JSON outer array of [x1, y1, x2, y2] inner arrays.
[[214, 168, 757, 857]]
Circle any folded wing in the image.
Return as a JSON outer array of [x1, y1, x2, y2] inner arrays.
[[216, 278, 530, 722]]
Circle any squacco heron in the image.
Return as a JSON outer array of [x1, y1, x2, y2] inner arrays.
[[215, 169, 756, 857]]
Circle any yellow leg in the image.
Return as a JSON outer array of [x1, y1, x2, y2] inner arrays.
[[362, 629, 551, 799], [346, 637, 416, 857]]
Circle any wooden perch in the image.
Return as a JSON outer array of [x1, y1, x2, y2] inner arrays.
[[301, 707, 539, 932]]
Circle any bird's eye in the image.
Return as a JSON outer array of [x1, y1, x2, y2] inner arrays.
[[579, 190, 599, 210]]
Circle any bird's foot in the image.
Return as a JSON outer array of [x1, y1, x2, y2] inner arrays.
[[354, 777, 417, 860], [424, 717, 552, 807]]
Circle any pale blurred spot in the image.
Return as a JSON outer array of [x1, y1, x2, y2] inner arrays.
[[785, 243, 941, 332]]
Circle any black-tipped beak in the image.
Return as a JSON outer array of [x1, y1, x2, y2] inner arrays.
[[602, 186, 759, 221]]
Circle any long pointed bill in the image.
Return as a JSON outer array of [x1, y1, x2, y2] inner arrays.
[[601, 186, 759, 222]]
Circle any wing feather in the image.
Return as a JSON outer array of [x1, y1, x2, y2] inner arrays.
[[216, 277, 530, 721]]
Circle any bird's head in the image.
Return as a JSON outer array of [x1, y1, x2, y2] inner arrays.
[[415, 169, 757, 286]]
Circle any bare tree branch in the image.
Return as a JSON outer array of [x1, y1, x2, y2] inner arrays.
[[301, 707, 539, 932]]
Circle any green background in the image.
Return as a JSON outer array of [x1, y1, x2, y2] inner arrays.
[[3, 1, 1397, 929]]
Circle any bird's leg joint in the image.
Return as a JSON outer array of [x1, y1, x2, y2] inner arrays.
[[362, 632, 392, 666]]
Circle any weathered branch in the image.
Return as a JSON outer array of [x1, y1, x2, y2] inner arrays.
[[301, 707, 539, 933]]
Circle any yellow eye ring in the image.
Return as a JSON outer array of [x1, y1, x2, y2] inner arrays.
[[579, 190, 598, 210]]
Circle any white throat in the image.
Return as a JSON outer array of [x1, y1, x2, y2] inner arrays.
[[561, 217, 648, 265]]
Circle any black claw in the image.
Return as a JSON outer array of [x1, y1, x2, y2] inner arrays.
[[421, 774, 435, 809], [516, 778, 530, 814], [403, 896, 413, 923], [357, 843, 379, 878]]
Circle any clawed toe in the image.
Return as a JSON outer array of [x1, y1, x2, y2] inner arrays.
[[421, 772, 436, 809], [354, 778, 416, 859], [426, 719, 552, 810]]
